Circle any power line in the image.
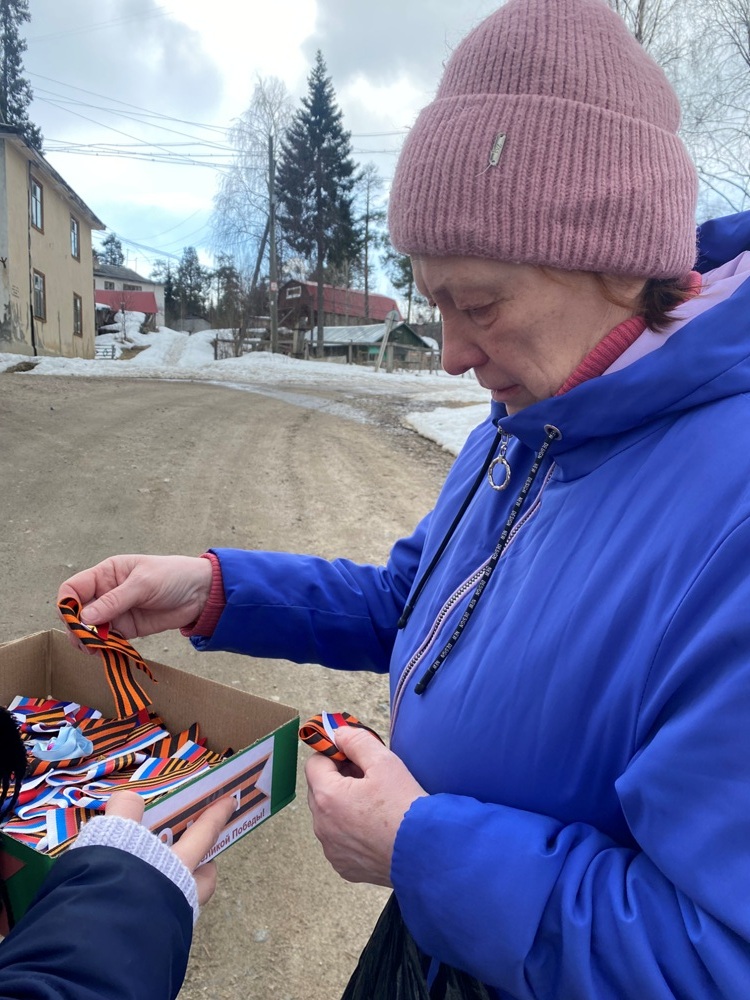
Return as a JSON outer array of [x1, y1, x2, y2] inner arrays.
[[131, 209, 205, 242], [36, 100, 233, 173], [27, 5, 173, 43], [27, 71, 229, 135], [33, 87, 233, 151], [43, 146, 233, 171], [94, 231, 181, 262]]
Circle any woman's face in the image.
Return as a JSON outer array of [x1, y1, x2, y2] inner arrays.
[[412, 256, 641, 415]]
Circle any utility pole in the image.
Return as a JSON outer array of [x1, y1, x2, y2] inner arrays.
[[375, 309, 400, 373], [268, 135, 279, 353]]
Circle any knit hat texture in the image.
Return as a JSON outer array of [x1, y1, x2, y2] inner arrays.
[[388, 0, 698, 277]]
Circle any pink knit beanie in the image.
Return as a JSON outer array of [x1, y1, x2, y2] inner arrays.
[[388, 0, 698, 278]]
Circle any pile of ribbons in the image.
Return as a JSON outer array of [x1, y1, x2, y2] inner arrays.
[[0, 598, 227, 856]]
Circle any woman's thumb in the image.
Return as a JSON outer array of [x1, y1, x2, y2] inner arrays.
[[81, 584, 134, 626], [333, 725, 388, 768]]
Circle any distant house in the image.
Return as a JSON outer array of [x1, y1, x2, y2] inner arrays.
[[304, 322, 438, 370], [278, 280, 401, 330], [0, 125, 105, 358], [93, 263, 164, 329]]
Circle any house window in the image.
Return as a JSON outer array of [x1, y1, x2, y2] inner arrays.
[[32, 270, 46, 321], [122, 283, 141, 291], [30, 178, 43, 231], [70, 216, 80, 260], [104, 281, 115, 290], [73, 294, 83, 337]]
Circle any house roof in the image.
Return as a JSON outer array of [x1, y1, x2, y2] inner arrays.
[[281, 281, 401, 323], [0, 125, 105, 229], [94, 263, 154, 283], [306, 322, 434, 348], [315, 324, 390, 345], [94, 289, 159, 314]]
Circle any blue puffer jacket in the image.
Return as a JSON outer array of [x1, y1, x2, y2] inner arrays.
[[0, 847, 192, 999], [195, 213, 750, 998]]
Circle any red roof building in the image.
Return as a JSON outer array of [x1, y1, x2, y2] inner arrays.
[[278, 281, 400, 329], [94, 289, 159, 315]]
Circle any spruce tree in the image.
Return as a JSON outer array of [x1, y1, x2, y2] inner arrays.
[[151, 260, 178, 327], [100, 233, 125, 267], [174, 246, 209, 319], [0, 0, 42, 151], [276, 51, 358, 354]]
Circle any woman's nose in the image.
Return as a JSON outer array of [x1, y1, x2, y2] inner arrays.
[[440, 317, 486, 376]]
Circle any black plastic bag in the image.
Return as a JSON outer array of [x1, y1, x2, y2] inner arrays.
[[341, 894, 492, 1000]]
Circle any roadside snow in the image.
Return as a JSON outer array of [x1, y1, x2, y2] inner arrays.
[[0, 324, 492, 456]]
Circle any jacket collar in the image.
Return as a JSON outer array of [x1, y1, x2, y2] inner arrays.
[[499, 273, 750, 449]]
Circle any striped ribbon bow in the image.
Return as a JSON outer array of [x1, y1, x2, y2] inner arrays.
[[57, 596, 156, 718], [299, 712, 384, 763]]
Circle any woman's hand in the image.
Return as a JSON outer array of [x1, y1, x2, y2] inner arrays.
[[105, 790, 235, 907], [57, 554, 213, 639], [304, 725, 427, 886]]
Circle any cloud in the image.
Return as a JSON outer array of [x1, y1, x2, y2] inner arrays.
[[25, 0, 224, 139], [304, 0, 499, 99]]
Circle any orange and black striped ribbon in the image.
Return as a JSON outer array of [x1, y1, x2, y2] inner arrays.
[[299, 712, 384, 763], [57, 596, 156, 719], [148, 721, 201, 759]]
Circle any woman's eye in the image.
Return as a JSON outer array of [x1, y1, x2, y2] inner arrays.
[[468, 304, 496, 322]]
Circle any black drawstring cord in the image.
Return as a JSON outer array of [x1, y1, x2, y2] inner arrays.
[[397, 425, 505, 630], [414, 424, 560, 695]]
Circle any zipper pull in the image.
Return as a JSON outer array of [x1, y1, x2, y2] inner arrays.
[[487, 433, 510, 491]]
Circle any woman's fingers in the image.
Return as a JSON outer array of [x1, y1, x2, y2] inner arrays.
[[104, 789, 146, 822], [171, 797, 236, 873]]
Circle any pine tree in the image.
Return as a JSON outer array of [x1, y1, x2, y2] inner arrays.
[[276, 51, 358, 354], [174, 246, 209, 319], [382, 243, 428, 323], [213, 253, 244, 328], [150, 259, 178, 327], [0, 0, 42, 151], [100, 233, 125, 267]]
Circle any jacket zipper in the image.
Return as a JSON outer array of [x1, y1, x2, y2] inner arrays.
[[391, 462, 556, 726]]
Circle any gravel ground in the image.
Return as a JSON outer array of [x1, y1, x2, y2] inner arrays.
[[0, 372, 454, 999]]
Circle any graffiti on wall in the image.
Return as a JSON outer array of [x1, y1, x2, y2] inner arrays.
[[0, 296, 27, 346]]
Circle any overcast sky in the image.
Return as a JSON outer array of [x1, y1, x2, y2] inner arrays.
[[24, 0, 497, 285]]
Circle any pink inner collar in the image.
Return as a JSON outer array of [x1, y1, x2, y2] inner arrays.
[[556, 272, 702, 396]]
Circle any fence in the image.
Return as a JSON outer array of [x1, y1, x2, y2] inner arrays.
[[212, 335, 439, 373]]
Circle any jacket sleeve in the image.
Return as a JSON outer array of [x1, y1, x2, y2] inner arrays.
[[0, 846, 192, 1000], [391, 518, 750, 998], [190, 517, 430, 672]]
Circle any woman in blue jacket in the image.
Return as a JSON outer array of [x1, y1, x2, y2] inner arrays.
[[59, 0, 750, 996], [0, 705, 233, 999]]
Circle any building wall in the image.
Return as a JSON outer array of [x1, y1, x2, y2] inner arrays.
[[1, 140, 32, 352], [0, 139, 98, 358]]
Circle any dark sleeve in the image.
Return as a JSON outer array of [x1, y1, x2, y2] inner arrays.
[[0, 846, 192, 1000]]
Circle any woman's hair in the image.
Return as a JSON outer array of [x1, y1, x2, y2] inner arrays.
[[0, 707, 27, 821], [637, 277, 696, 332], [594, 274, 695, 333]]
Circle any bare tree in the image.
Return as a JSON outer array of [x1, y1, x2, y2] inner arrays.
[[607, 0, 689, 60], [687, 0, 750, 213], [607, 0, 750, 216], [354, 163, 387, 320], [212, 77, 293, 282]]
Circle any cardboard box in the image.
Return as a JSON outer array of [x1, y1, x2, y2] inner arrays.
[[0, 630, 299, 928]]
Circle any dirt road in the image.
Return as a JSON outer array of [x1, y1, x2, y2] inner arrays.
[[0, 373, 454, 999]]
